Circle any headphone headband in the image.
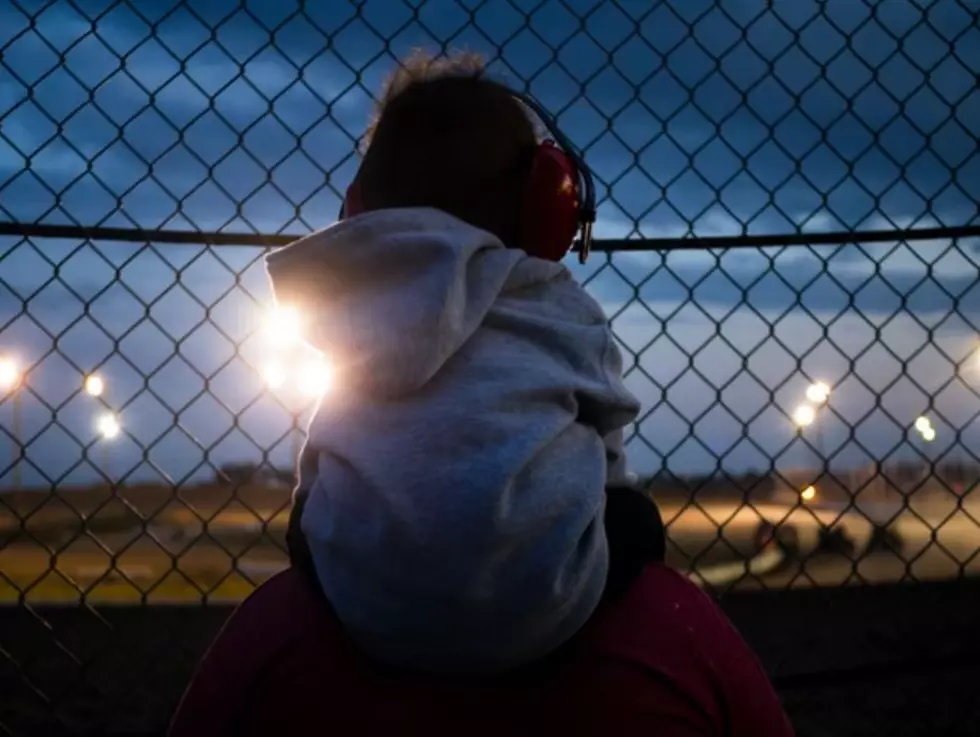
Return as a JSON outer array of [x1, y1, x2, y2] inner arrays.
[[513, 92, 596, 263]]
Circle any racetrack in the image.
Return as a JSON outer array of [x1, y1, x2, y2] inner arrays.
[[763, 494, 980, 589], [1, 495, 977, 603]]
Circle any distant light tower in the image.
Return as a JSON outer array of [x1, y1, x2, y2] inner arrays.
[[795, 381, 832, 462], [258, 301, 333, 476], [914, 416, 933, 436], [792, 404, 816, 429], [263, 306, 303, 349], [913, 416, 936, 471], [96, 412, 121, 482], [261, 362, 288, 390], [806, 381, 831, 405], [84, 374, 105, 398], [297, 359, 332, 399], [0, 357, 19, 390], [0, 356, 24, 490]]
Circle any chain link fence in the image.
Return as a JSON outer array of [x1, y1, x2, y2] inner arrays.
[[1, 0, 979, 731]]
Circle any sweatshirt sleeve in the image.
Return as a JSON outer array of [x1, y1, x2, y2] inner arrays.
[[577, 323, 641, 486]]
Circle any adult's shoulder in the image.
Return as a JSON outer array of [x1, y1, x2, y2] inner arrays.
[[170, 564, 793, 737], [577, 562, 795, 737]]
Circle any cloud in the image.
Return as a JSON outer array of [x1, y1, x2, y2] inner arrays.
[[2, 0, 977, 234], [571, 229, 980, 325]]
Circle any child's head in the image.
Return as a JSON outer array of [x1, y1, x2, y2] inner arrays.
[[353, 51, 538, 247]]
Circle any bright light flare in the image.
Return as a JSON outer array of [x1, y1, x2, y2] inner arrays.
[[261, 362, 288, 389], [263, 305, 303, 348], [96, 413, 121, 440], [793, 404, 816, 428], [0, 356, 20, 391], [805, 381, 831, 404], [914, 416, 932, 433], [84, 374, 105, 397], [297, 360, 332, 398], [921, 426, 936, 443], [801, 485, 817, 502]]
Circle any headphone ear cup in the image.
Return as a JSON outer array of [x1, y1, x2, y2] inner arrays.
[[520, 141, 581, 261]]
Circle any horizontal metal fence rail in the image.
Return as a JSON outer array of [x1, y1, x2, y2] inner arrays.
[[4, 220, 980, 250], [1, 0, 979, 734]]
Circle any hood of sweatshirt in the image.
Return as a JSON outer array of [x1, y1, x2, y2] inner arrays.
[[264, 207, 561, 398]]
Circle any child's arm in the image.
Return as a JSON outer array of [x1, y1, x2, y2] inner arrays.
[[603, 428, 632, 487], [577, 323, 641, 486]]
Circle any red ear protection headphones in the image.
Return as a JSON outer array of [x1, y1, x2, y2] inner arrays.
[[338, 91, 597, 264]]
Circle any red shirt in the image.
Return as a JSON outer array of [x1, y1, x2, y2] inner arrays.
[[170, 563, 793, 736]]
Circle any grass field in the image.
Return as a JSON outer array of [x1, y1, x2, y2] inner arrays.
[[0, 530, 289, 605], [0, 569, 264, 605]]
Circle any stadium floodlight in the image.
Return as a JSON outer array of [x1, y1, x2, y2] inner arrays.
[[96, 413, 121, 440], [263, 305, 303, 348], [297, 359, 332, 398], [0, 356, 20, 391], [805, 381, 831, 404], [84, 374, 105, 397], [792, 404, 816, 428], [261, 361, 288, 390]]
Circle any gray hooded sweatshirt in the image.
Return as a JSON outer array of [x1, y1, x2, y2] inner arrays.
[[265, 207, 640, 675]]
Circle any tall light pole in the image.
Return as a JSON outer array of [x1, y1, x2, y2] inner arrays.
[[260, 362, 287, 391], [260, 355, 332, 475], [261, 360, 295, 467], [262, 305, 304, 476], [297, 359, 332, 400], [805, 381, 831, 462], [0, 356, 23, 491], [259, 304, 334, 480], [85, 373, 112, 484], [914, 416, 935, 441], [913, 415, 936, 471], [792, 403, 816, 430], [296, 357, 332, 457], [84, 373, 105, 399], [96, 412, 121, 483], [263, 306, 303, 349], [793, 381, 831, 467], [805, 382, 831, 404]]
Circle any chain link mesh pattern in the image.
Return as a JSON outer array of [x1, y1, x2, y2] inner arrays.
[[1, 0, 979, 731]]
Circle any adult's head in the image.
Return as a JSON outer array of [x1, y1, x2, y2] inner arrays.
[[349, 51, 539, 249]]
